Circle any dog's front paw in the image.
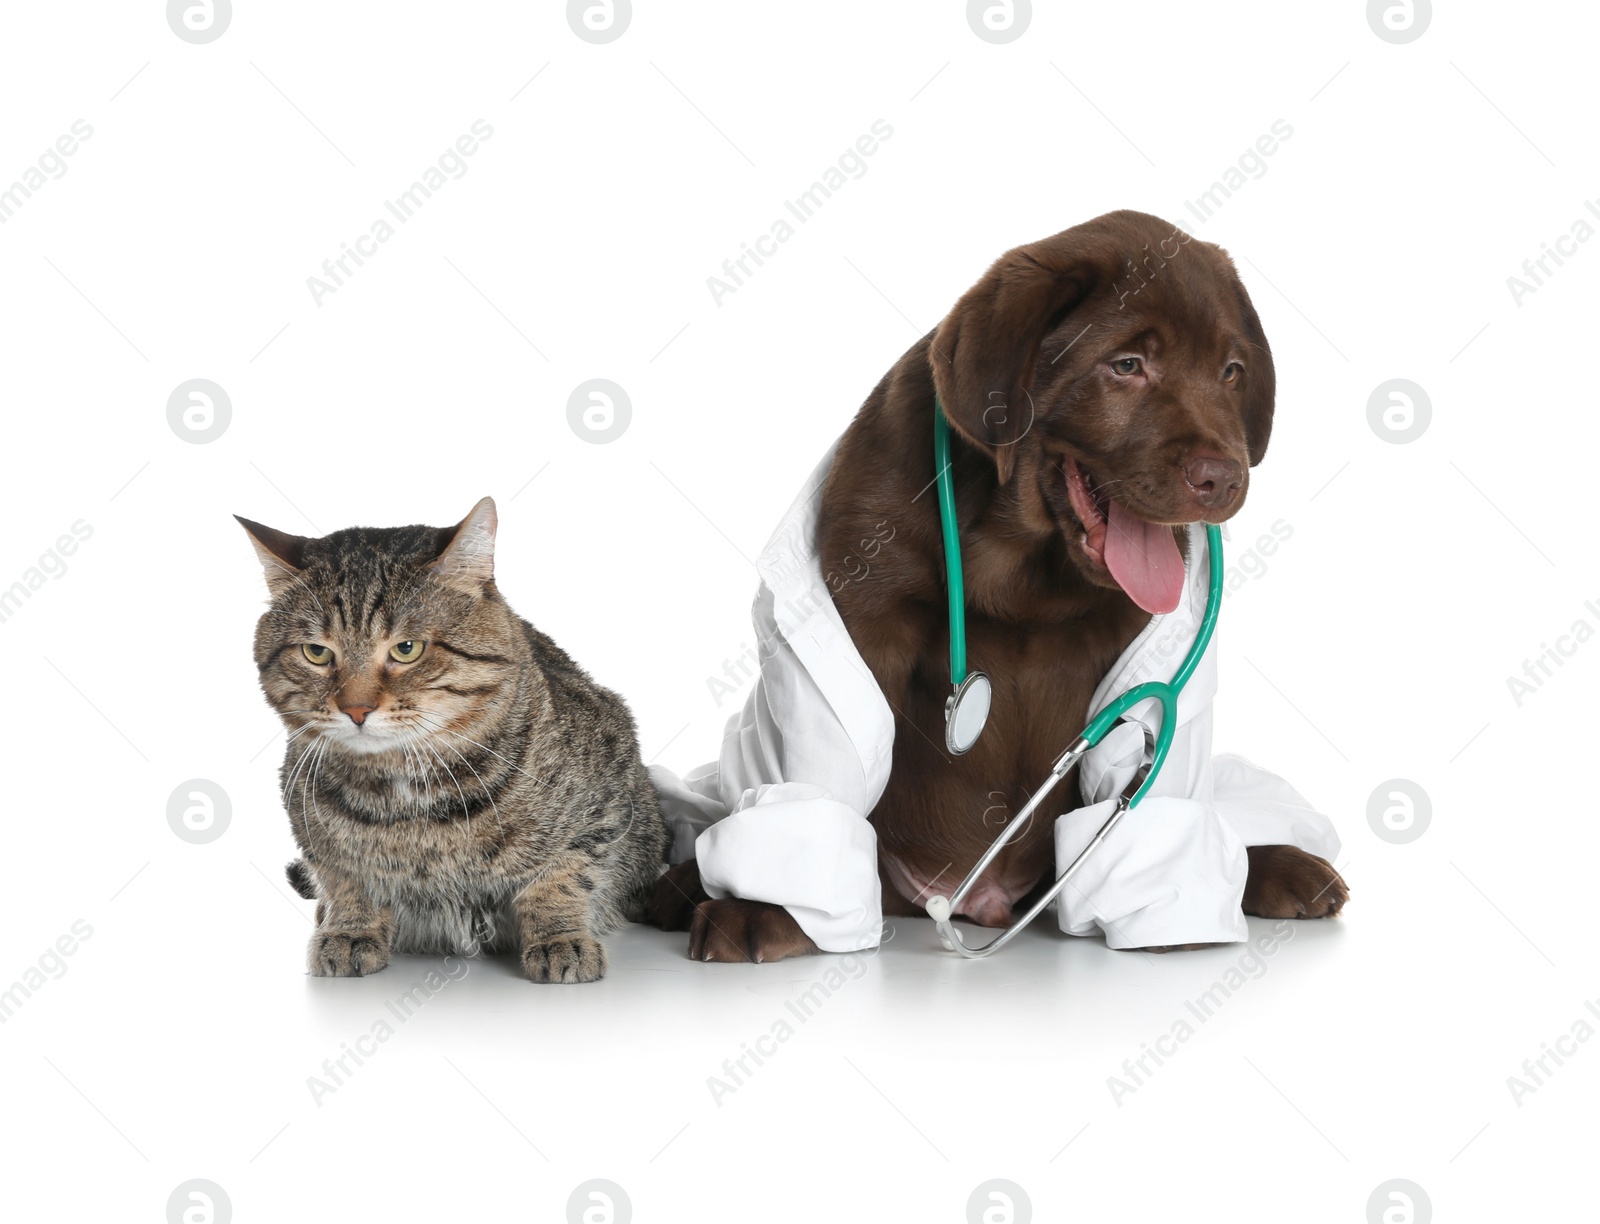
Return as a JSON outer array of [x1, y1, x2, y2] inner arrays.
[[309, 929, 390, 977], [648, 859, 709, 931], [1243, 845, 1348, 919], [688, 899, 820, 963], [523, 936, 607, 983]]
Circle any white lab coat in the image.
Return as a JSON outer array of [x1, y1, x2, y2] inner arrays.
[[649, 441, 1341, 953]]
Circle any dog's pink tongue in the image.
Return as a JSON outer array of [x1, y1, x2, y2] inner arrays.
[[1104, 501, 1185, 614]]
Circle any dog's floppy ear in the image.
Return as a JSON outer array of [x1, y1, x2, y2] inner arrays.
[[929, 226, 1117, 484], [1232, 273, 1275, 467]]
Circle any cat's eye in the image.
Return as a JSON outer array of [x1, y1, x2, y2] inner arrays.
[[302, 643, 333, 666], [389, 640, 426, 663]]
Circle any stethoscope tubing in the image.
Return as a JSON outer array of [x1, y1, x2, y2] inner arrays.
[[933, 402, 970, 684], [928, 400, 1225, 955]]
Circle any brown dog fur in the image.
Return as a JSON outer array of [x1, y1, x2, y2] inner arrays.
[[654, 212, 1346, 961]]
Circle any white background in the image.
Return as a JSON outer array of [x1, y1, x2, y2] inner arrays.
[[1, 2, 1594, 1221]]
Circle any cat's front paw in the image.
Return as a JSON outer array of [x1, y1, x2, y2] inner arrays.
[[522, 936, 607, 984], [308, 930, 390, 977]]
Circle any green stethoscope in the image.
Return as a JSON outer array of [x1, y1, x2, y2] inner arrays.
[[925, 400, 1224, 957]]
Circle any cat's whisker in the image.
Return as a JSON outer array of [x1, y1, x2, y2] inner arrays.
[[294, 739, 326, 860], [410, 712, 557, 797], [417, 744, 446, 813], [282, 737, 320, 800], [396, 740, 424, 812], [405, 738, 437, 805], [307, 737, 334, 845], [430, 735, 505, 836], [278, 723, 322, 751], [408, 740, 442, 812], [418, 737, 475, 830]]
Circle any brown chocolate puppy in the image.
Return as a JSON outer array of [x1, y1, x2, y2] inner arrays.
[[655, 211, 1346, 961]]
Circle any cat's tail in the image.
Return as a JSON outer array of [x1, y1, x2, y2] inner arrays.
[[286, 858, 318, 900]]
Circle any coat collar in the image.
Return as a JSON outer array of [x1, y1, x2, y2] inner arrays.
[[1087, 523, 1219, 724], [756, 442, 896, 785], [757, 442, 1216, 767]]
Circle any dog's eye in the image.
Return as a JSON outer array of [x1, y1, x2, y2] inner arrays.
[[1222, 362, 1243, 383], [1111, 357, 1142, 376]]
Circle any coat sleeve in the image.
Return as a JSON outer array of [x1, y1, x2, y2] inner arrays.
[[1055, 639, 1342, 949], [649, 578, 888, 953]]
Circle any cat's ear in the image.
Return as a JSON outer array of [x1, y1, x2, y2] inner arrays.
[[235, 515, 311, 598], [430, 496, 497, 591]]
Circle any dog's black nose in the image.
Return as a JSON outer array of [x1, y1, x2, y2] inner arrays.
[[1185, 456, 1243, 509]]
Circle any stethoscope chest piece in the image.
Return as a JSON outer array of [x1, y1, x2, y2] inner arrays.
[[944, 670, 991, 755]]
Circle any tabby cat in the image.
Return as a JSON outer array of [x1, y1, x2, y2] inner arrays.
[[239, 496, 667, 983]]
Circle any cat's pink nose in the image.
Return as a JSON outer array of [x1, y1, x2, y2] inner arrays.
[[341, 704, 376, 725]]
